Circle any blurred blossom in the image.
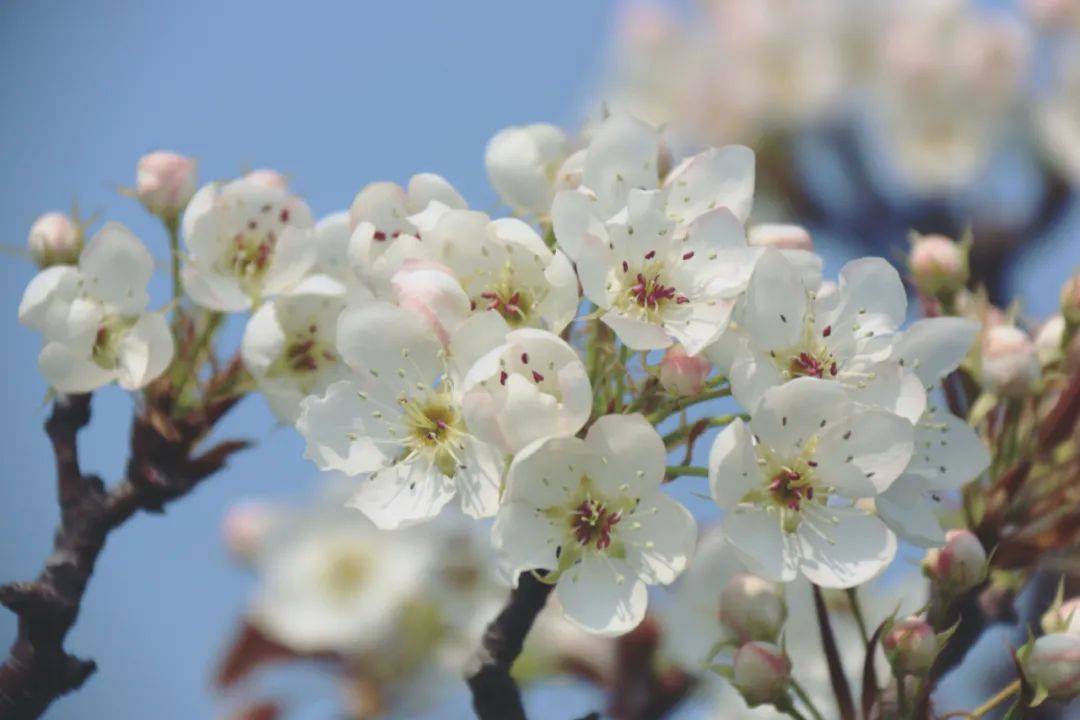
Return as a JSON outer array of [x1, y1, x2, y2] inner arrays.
[[747, 223, 813, 252], [243, 168, 289, 191], [485, 123, 569, 218], [27, 211, 81, 268], [908, 233, 968, 297], [980, 324, 1041, 396], [1036, 314, 1067, 366], [221, 500, 281, 563], [659, 344, 712, 397]]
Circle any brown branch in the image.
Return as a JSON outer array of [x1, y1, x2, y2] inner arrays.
[[465, 572, 554, 720], [812, 585, 855, 720], [0, 388, 249, 719]]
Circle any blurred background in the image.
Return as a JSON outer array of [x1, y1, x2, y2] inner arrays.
[[0, 1, 1078, 718]]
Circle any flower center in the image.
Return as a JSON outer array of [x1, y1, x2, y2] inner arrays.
[[473, 266, 536, 327], [322, 549, 369, 599], [771, 322, 838, 380], [768, 468, 814, 511], [400, 392, 463, 477], [268, 323, 339, 391], [91, 315, 131, 370], [570, 498, 622, 550], [611, 249, 693, 322]]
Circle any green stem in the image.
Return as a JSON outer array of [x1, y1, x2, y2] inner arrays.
[[778, 704, 810, 720], [665, 465, 708, 480], [845, 588, 870, 647], [790, 680, 827, 720], [898, 674, 909, 718], [172, 311, 223, 401], [662, 413, 745, 446], [647, 386, 730, 424], [164, 215, 181, 304]]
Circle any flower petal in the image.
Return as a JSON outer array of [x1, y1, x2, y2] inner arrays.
[[584, 413, 667, 497], [556, 554, 649, 636], [709, 419, 762, 509], [813, 408, 914, 496], [623, 491, 697, 585], [723, 505, 798, 583], [346, 461, 457, 529], [795, 506, 896, 588]]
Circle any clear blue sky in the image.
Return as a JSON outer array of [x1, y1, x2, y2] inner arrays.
[[1, 2, 1077, 719]]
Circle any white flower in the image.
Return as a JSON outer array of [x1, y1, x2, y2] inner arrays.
[[875, 318, 990, 546], [492, 414, 696, 636], [180, 177, 315, 311], [423, 211, 579, 334], [311, 211, 373, 297], [250, 504, 428, 655], [346, 173, 466, 293], [242, 275, 352, 423], [19, 223, 173, 393], [709, 378, 912, 588], [485, 123, 569, 217], [571, 189, 758, 353], [296, 302, 503, 528], [390, 259, 473, 346], [729, 251, 926, 423], [552, 113, 755, 258], [461, 319, 591, 454]]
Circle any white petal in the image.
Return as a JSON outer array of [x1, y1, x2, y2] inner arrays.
[[684, 208, 762, 297], [709, 419, 762, 509], [336, 301, 442, 383], [295, 380, 397, 475], [38, 341, 113, 393], [241, 301, 287, 375], [492, 501, 560, 577], [262, 226, 317, 297], [584, 413, 666, 497], [602, 310, 672, 351], [893, 317, 980, 388], [907, 408, 990, 491], [664, 145, 755, 225], [875, 477, 947, 548], [538, 250, 580, 334], [346, 461, 457, 529], [664, 298, 734, 356], [813, 408, 914, 496], [744, 250, 807, 350], [833, 258, 907, 332], [729, 345, 786, 413], [751, 378, 851, 459], [623, 491, 697, 585], [79, 222, 153, 314], [116, 313, 174, 390], [582, 113, 661, 216], [556, 554, 648, 636], [551, 188, 606, 262], [18, 266, 80, 334], [485, 125, 565, 215], [845, 363, 927, 424], [407, 172, 466, 211], [181, 263, 251, 312], [455, 436, 504, 519], [505, 435, 591, 508], [723, 506, 798, 583], [795, 506, 897, 588], [449, 310, 510, 381]]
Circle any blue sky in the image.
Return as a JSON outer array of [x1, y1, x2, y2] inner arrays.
[[1, 2, 1078, 719]]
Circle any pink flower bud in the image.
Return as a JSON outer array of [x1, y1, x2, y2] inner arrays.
[[1023, 633, 1080, 700], [732, 641, 790, 706], [1042, 596, 1080, 635], [909, 234, 967, 296], [748, 224, 814, 251], [1035, 315, 1066, 366], [923, 529, 986, 593], [135, 151, 197, 218], [981, 325, 1040, 396], [719, 574, 787, 643], [27, 212, 82, 268], [659, 345, 711, 397], [222, 500, 278, 561], [244, 168, 289, 191], [390, 259, 471, 347], [883, 616, 937, 675], [1060, 272, 1080, 325]]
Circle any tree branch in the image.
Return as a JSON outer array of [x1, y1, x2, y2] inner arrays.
[[465, 572, 554, 720], [0, 388, 248, 719]]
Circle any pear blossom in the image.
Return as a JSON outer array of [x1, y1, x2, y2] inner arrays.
[[729, 250, 926, 423], [296, 302, 503, 529], [27, 211, 82, 268], [659, 344, 712, 396], [731, 641, 790, 706], [346, 173, 466, 292], [242, 275, 352, 422], [180, 176, 315, 311], [980, 324, 1040, 396], [485, 123, 569, 217], [493, 413, 696, 636], [883, 616, 936, 675], [390, 259, 473, 346], [460, 319, 591, 454], [709, 378, 913, 588], [922, 529, 986, 593], [135, 150, 197, 218], [875, 317, 990, 546], [422, 211, 578, 334], [908, 233, 968, 296], [1021, 633, 1080, 700], [19, 222, 173, 393], [310, 211, 372, 295]]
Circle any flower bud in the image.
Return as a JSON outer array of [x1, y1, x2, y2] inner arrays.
[[1060, 272, 1080, 326], [908, 234, 968, 296], [222, 500, 278, 561], [484, 123, 567, 217], [732, 641, 790, 706], [748, 224, 814, 251], [1035, 315, 1066, 366], [981, 325, 1040, 396], [659, 345, 711, 397], [1023, 633, 1080, 700], [135, 151, 197, 218], [923, 529, 987, 593], [883, 616, 937, 675], [1041, 596, 1080, 635], [27, 212, 82, 268], [719, 574, 787, 643], [244, 168, 289, 191]]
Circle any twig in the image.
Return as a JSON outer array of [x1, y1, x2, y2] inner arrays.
[[811, 585, 855, 720], [465, 572, 554, 720]]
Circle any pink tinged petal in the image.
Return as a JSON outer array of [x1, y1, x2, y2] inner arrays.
[[391, 263, 471, 347], [875, 477, 947, 548], [813, 408, 914, 497], [664, 145, 755, 225], [723, 506, 798, 583], [709, 419, 762, 510], [624, 491, 697, 585], [893, 317, 980, 388], [584, 413, 667, 497], [908, 410, 990, 491], [492, 500, 561, 578], [744, 250, 807, 350], [346, 460, 457, 530], [556, 554, 649, 636], [795, 506, 897, 588]]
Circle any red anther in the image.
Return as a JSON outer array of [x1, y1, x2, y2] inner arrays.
[[531, 370, 545, 383], [373, 231, 387, 241], [822, 325, 832, 338], [682, 251, 695, 261], [279, 208, 290, 223], [644, 250, 656, 260], [829, 362, 838, 376], [622, 260, 629, 272], [499, 371, 508, 385], [807, 460, 818, 467], [521, 352, 529, 364]]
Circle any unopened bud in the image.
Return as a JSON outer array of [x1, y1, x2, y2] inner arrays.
[[1042, 596, 1080, 635], [923, 529, 986, 593], [659, 345, 711, 397], [244, 168, 289, 191], [732, 641, 790, 706], [1060, 271, 1080, 325], [1023, 633, 1080, 700], [1035, 315, 1067, 366], [719, 574, 787, 643], [222, 500, 278, 561], [135, 151, 197, 218], [27, 212, 82, 268], [909, 234, 968, 296], [748, 224, 814, 252], [981, 325, 1040, 396], [883, 616, 937, 675]]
